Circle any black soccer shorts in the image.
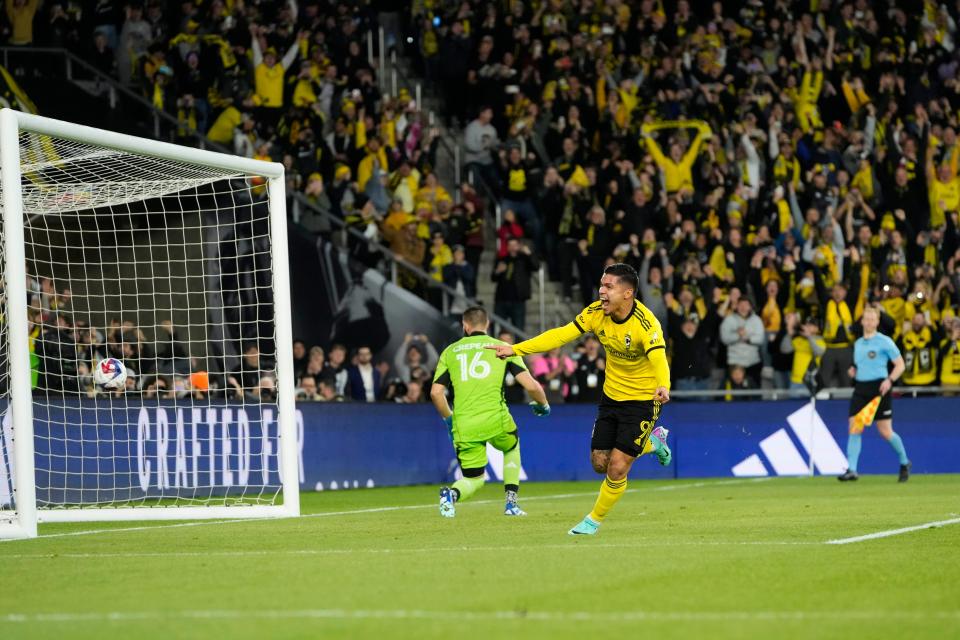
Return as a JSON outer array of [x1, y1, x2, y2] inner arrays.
[[590, 393, 661, 457], [849, 380, 893, 420]]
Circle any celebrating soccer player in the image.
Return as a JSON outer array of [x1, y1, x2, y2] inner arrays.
[[839, 305, 911, 482], [487, 263, 671, 535], [431, 307, 550, 517]]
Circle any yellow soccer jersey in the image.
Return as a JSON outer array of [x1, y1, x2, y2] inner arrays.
[[512, 301, 670, 401]]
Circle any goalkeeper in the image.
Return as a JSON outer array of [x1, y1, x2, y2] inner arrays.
[[838, 306, 910, 482], [431, 306, 549, 518]]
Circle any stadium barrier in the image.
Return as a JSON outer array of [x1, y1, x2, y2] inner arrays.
[[2, 396, 956, 506]]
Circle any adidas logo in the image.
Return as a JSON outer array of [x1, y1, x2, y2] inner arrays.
[[732, 402, 847, 476], [598, 330, 606, 337]]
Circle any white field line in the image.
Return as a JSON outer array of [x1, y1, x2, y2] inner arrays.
[[1, 540, 816, 560], [652, 478, 771, 491], [825, 517, 960, 545], [1, 608, 958, 625], [0, 478, 769, 543]]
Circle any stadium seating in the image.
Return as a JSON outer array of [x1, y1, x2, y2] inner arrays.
[[8, 0, 960, 400]]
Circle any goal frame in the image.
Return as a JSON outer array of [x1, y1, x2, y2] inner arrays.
[[0, 108, 300, 538]]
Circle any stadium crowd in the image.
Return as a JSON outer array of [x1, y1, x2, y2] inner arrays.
[[9, 0, 960, 400], [440, 0, 960, 396], [20, 270, 616, 404]]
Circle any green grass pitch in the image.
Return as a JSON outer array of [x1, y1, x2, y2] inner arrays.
[[2, 476, 959, 640]]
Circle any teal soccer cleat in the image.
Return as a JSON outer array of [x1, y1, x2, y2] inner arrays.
[[651, 426, 672, 466], [568, 515, 600, 535], [439, 487, 456, 518]]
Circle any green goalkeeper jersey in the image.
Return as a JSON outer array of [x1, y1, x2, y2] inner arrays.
[[433, 333, 528, 442]]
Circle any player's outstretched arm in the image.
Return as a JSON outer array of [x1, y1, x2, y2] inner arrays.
[[485, 344, 516, 359], [516, 371, 550, 416], [430, 383, 453, 426], [490, 322, 583, 359]]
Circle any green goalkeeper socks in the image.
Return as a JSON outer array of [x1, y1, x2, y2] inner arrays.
[[451, 475, 485, 502], [502, 446, 522, 489], [451, 446, 520, 503]]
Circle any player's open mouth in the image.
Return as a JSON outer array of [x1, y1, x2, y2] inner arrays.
[[600, 298, 610, 311]]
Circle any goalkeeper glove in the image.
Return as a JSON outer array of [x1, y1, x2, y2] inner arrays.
[[442, 415, 454, 429], [530, 402, 551, 417]]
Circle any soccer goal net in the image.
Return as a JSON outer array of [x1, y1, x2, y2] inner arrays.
[[0, 109, 299, 539]]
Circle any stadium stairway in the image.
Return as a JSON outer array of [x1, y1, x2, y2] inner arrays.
[[15, 73, 148, 137], [1, 46, 225, 154], [388, 55, 581, 335]]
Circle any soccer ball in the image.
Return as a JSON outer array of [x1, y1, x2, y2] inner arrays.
[[94, 358, 127, 390]]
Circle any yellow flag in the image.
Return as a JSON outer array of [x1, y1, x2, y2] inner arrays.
[[851, 396, 882, 434]]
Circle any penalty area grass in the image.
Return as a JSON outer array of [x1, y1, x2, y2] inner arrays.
[[1, 476, 958, 640]]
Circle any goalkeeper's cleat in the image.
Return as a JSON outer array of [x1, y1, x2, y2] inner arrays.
[[568, 515, 600, 536], [837, 469, 859, 482], [504, 501, 526, 517], [650, 426, 672, 466], [439, 486, 456, 518], [504, 490, 526, 516], [898, 462, 911, 483]]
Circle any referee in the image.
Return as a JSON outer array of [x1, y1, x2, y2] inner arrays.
[[839, 306, 911, 482]]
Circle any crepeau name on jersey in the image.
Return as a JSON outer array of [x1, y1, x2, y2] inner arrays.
[[452, 342, 490, 352]]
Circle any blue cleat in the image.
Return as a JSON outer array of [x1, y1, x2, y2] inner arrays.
[[651, 426, 672, 466], [504, 490, 526, 516], [568, 515, 600, 535], [439, 486, 456, 518]]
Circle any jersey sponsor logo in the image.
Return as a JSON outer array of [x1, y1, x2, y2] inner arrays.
[[606, 348, 641, 360], [648, 331, 659, 345]]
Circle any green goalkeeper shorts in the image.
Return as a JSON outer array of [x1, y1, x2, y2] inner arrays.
[[454, 430, 519, 471]]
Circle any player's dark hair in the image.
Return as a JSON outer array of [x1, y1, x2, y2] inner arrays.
[[603, 263, 639, 294], [462, 306, 488, 328]]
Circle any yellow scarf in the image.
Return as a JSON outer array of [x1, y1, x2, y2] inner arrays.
[[851, 163, 874, 201], [818, 243, 839, 286], [776, 199, 792, 233], [881, 297, 906, 339], [824, 299, 853, 346], [152, 82, 164, 110], [177, 106, 197, 137], [902, 327, 937, 385]]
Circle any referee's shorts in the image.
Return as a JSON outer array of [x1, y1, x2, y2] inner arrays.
[[848, 379, 892, 420]]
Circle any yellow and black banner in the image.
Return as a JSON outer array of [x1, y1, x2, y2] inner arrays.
[[0, 64, 37, 114]]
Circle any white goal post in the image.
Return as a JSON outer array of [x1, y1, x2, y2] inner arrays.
[[0, 109, 299, 539]]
